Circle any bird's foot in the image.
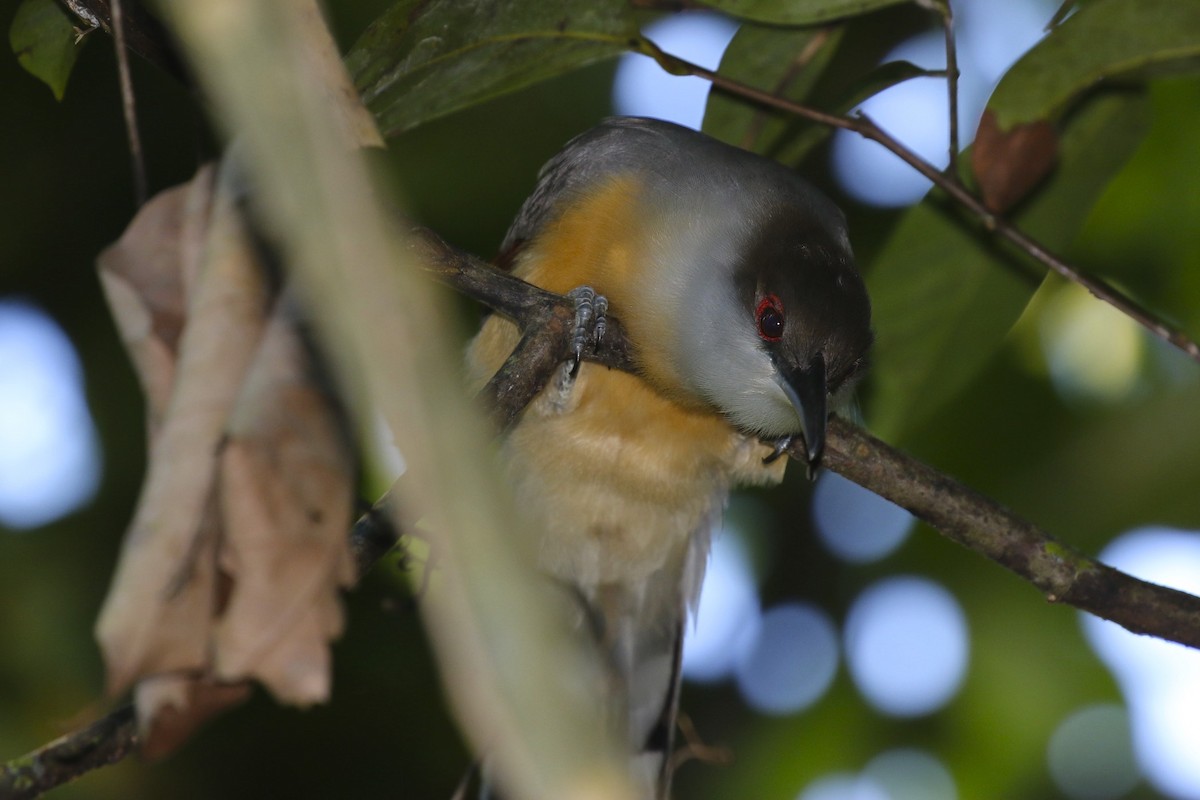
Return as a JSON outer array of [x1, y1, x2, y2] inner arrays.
[[762, 435, 819, 481], [549, 287, 608, 411], [565, 285, 608, 378]]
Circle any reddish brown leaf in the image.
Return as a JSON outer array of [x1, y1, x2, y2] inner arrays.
[[973, 109, 1059, 213], [135, 675, 252, 760]]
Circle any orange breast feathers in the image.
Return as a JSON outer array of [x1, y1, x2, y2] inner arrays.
[[465, 175, 786, 588]]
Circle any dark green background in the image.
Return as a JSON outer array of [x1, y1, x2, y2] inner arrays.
[[2, 2, 1199, 798]]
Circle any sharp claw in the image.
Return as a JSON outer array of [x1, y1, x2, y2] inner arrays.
[[594, 296, 608, 342], [762, 435, 793, 465], [565, 286, 607, 378], [761, 435, 820, 480]]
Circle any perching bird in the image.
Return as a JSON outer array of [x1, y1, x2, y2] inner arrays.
[[467, 117, 873, 798]]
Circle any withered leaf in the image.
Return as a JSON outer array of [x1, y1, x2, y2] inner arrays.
[[214, 295, 356, 706], [95, 160, 359, 753], [96, 164, 215, 430], [95, 165, 274, 697]]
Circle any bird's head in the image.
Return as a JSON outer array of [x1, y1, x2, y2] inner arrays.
[[667, 200, 873, 471], [502, 117, 873, 469]]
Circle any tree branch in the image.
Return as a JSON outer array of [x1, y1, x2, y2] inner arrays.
[[0, 504, 404, 799], [0, 706, 137, 800], [637, 43, 1200, 366], [110, 0, 148, 205], [406, 226, 637, 431], [419, 232, 1200, 648], [818, 420, 1200, 646]]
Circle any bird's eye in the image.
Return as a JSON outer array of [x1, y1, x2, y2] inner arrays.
[[756, 294, 785, 342]]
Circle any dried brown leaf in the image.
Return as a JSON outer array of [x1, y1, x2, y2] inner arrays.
[[95, 168, 274, 697], [96, 165, 216, 430], [973, 109, 1059, 213], [214, 297, 356, 705]]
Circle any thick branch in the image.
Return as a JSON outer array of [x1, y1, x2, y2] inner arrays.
[[407, 227, 636, 430], [419, 231, 1200, 647], [819, 420, 1200, 646]]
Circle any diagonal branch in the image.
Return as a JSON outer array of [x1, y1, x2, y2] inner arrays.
[[407, 226, 637, 431], [636, 42, 1200, 366], [0, 706, 137, 800], [818, 421, 1200, 646], [422, 233, 1200, 648]]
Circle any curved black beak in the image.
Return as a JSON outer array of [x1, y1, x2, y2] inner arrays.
[[774, 353, 828, 471]]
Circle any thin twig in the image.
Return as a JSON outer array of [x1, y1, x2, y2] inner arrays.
[[640, 43, 1200, 365], [110, 0, 148, 205], [739, 28, 833, 152], [0, 704, 138, 800], [0, 502, 405, 799], [936, 1, 961, 174]]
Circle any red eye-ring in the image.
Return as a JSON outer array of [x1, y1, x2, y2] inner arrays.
[[756, 294, 785, 342]]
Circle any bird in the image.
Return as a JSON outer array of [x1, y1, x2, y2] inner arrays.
[[466, 116, 873, 798]]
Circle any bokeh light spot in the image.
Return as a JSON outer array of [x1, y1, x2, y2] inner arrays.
[[735, 601, 838, 715], [1083, 528, 1200, 799], [1039, 284, 1144, 403], [0, 300, 101, 530], [863, 749, 957, 800], [813, 471, 914, 563], [844, 576, 968, 717], [1047, 704, 1139, 800], [612, 12, 739, 130], [832, 0, 1055, 207], [683, 526, 760, 682], [798, 773, 890, 800]]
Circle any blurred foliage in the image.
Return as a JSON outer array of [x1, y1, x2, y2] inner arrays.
[[2, 0, 1199, 799], [10, 0, 82, 100], [346, 0, 640, 137], [986, 0, 1200, 129]]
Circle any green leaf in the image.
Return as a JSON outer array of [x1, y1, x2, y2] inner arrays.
[[701, 0, 910, 25], [702, 24, 843, 155], [346, 0, 639, 138], [866, 91, 1150, 442], [703, 23, 926, 164], [10, 0, 83, 101], [988, 0, 1200, 130]]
